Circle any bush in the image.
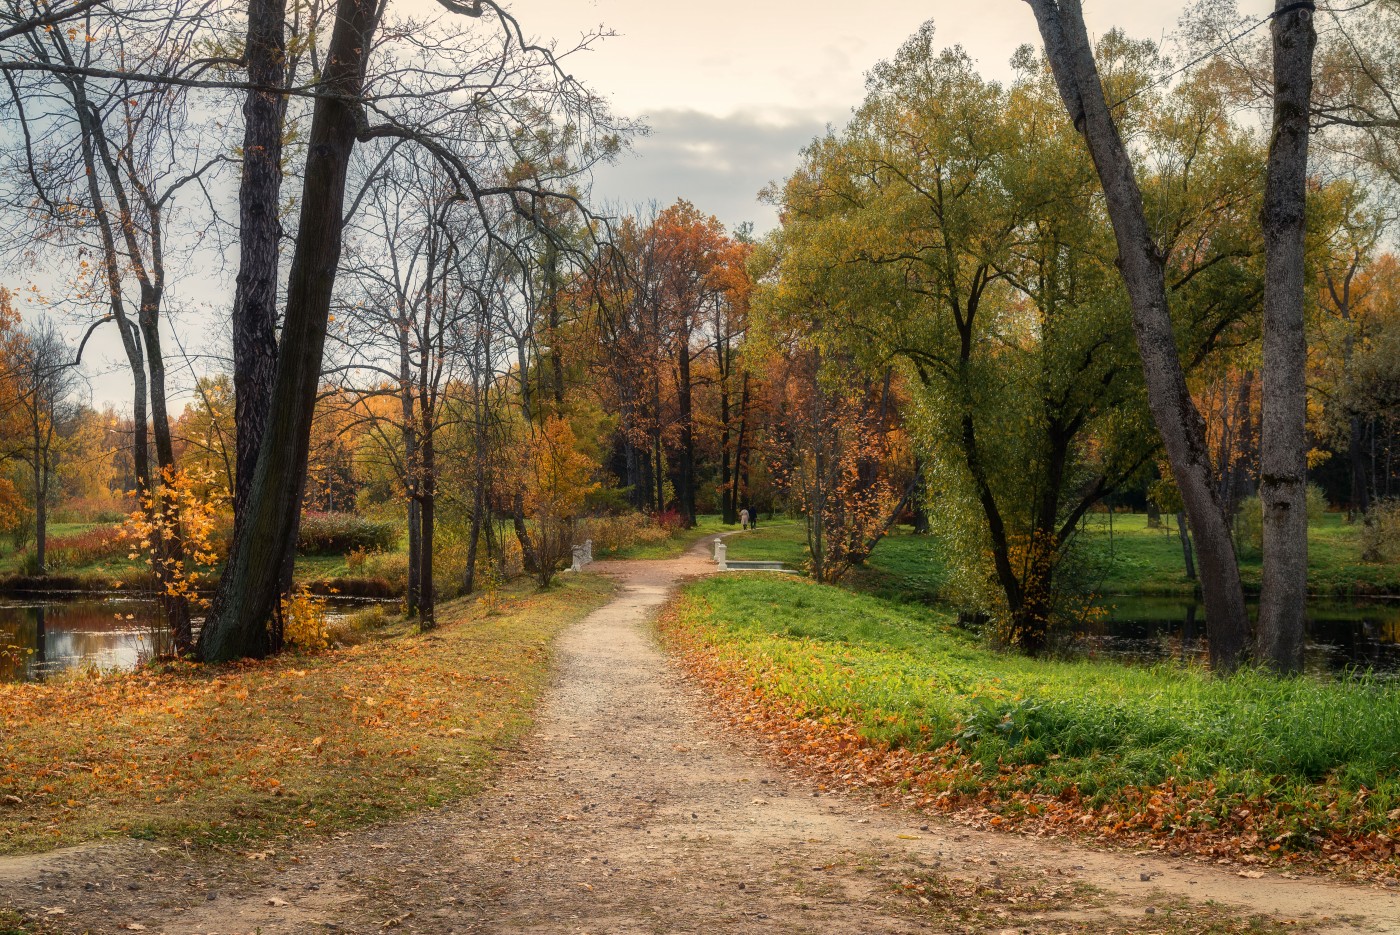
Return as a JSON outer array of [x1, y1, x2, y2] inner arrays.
[[1360, 500, 1400, 564], [52, 496, 133, 524], [297, 512, 397, 555], [651, 508, 688, 533], [361, 550, 410, 589], [19, 525, 127, 571], [579, 512, 672, 555]]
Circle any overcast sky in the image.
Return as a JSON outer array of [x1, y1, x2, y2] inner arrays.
[[45, 0, 1275, 405]]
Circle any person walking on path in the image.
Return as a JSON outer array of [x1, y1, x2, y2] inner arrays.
[[740, 508, 750, 530], [748, 506, 759, 530]]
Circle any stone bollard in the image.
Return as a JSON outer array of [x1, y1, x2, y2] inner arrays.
[[714, 539, 727, 571], [571, 544, 585, 573], [584, 538, 593, 564]]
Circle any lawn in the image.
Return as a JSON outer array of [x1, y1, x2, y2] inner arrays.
[[722, 512, 1398, 600], [0, 574, 613, 854], [664, 572, 1400, 864], [1084, 512, 1399, 597]]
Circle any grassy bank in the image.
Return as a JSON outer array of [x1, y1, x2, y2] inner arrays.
[[664, 573, 1400, 868], [0, 575, 612, 854]]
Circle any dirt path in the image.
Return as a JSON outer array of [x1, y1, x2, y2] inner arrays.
[[3, 539, 1398, 934]]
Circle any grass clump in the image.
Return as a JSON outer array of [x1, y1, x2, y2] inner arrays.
[[666, 573, 1400, 856], [0, 574, 612, 854]]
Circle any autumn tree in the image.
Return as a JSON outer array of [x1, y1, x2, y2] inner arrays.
[[0, 319, 80, 575]]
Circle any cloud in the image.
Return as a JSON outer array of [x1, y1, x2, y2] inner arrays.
[[588, 107, 847, 236]]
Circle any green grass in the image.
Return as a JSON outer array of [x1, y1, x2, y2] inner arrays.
[[1085, 512, 1400, 597], [724, 522, 949, 603], [668, 573, 1400, 846]]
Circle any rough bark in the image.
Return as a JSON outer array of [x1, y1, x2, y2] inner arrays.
[[198, 0, 381, 662], [1025, 0, 1250, 669], [232, 0, 289, 524], [1257, 0, 1316, 674]]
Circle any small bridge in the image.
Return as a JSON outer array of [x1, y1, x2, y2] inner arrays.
[[712, 539, 797, 574]]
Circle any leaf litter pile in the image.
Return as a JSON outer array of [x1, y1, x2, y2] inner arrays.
[[0, 577, 612, 854], [662, 574, 1400, 883]]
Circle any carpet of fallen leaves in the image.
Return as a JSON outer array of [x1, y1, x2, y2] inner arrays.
[[0, 577, 612, 855], [658, 603, 1400, 885]]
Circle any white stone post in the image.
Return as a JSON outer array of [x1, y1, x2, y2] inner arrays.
[[571, 544, 585, 573], [584, 538, 593, 564], [714, 539, 727, 571]]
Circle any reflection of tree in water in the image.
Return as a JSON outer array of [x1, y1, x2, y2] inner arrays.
[[0, 599, 157, 682], [1074, 597, 1400, 677]]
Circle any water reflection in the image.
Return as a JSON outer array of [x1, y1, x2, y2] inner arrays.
[[1061, 596, 1400, 677], [0, 597, 160, 681], [1, 595, 387, 682]]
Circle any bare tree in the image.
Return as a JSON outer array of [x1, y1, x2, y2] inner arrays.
[[200, 0, 623, 660]]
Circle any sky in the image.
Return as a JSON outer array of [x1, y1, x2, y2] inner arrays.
[[549, 0, 1272, 233], [41, 0, 1275, 406]]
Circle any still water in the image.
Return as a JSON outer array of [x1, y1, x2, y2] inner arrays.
[[0, 594, 387, 682], [1062, 596, 1400, 677]]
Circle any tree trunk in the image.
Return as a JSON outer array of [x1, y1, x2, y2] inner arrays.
[[406, 499, 421, 616], [512, 490, 538, 574], [1257, 0, 1315, 674], [1350, 416, 1370, 516], [1177, 511, 1197, 582], [199, 0, 382, 662], [31, 455, 45, 576], [677, 340, 696, 526], [232, 0, 289, 525], [1025, 0, 1250, 670], [462, 485, 484, 595]]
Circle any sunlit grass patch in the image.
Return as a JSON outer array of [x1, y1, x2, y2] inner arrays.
[[0, 574, 612, 854]]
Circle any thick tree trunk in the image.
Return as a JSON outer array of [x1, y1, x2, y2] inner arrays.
[[232, 0, 289, 525], [1026, 0, 1250, 669], [1257, 0, 1315, 674], [199, 0, 381, 662]]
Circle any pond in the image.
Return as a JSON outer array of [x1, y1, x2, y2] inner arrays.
[[0, 594, 393, 683], [1063, 596, 1400, 677]]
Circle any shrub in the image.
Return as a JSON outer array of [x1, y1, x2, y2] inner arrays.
[[651, 508, 688, 533], [280, 586, 330, 651], [361, 550, 410, 589], [18, 525, 127, 571], [52, 496, 133, 524], [1360, 500, 1400, 564], [579, 512, 672, 555], [297, 512, 397, 555]]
